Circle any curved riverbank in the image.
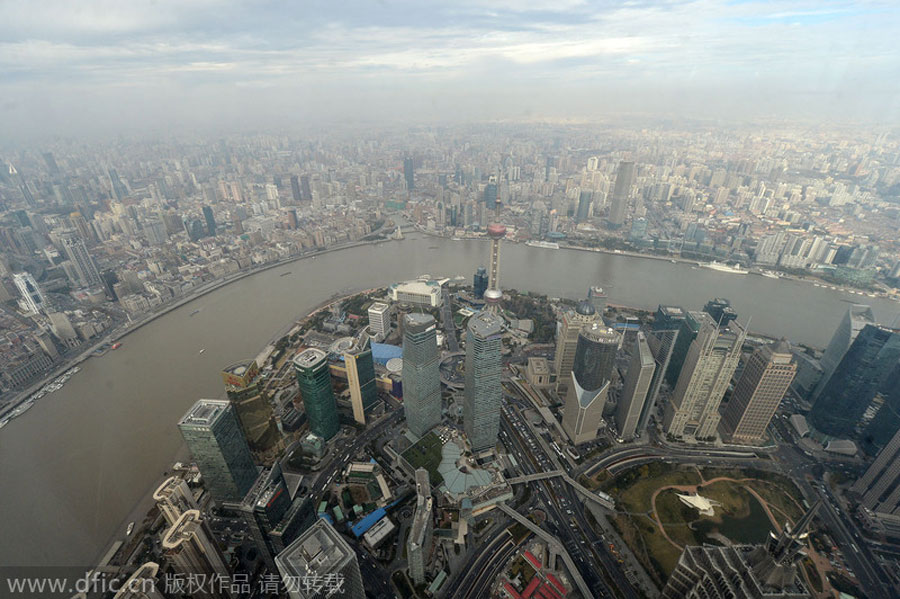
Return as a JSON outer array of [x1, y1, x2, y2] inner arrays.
[[0, 238, 390, 422], [3, 231, 899, 567]]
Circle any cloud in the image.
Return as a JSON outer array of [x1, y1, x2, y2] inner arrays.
[[1, 0, 898, 140]]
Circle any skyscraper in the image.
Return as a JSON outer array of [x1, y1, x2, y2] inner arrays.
[[484, 176, 498, 211], [661, 504, 818, 599], [553, 300, 604, 396], [562, 324, 620, 444], [12, 272, 47, 314], [240, 463, 294, 570], [161, 510, 232, 598], [464, 311, 504, 452], [275, 519, 366, 599], [703, 297, 738, 327], [222, 360, 283, 461], [290, 175, 302, 203], [813, 305, 875, 401], [344, 335, 377, 425], [473, 266, 488, 299], [616, 332, 656, 440], [664, 315, 746, 441], [638, 327, 680, 436], [608, 160, 635, 227], [367, 302, 391, 341], [576, 190, 593, 223], [720, 340, 796, 445], [808, 324, 900, 442], [57, 229, 101, 288], [404, 157, 415, 192], [665, 310, 704, 387], [202, 205, 216, 237], [408, 468, 433, 585], [153, 475, 200, 526], [178, 399, 259, 503], [852, 427, 900, 516], [293, 349, 340, 441], [402, 314, 442, 438]]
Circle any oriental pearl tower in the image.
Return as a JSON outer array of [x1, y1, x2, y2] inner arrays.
[[484, 222, 507, 312]]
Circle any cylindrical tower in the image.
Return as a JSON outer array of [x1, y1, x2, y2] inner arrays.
[[485, 223, 506, 311]]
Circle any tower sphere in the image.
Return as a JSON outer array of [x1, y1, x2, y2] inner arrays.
[[487, 223, 507, 239]]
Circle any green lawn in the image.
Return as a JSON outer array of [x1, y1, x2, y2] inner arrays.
[[401, 432, 445, 486]]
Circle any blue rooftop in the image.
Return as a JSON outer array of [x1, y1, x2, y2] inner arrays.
[[350, 507, 386, 537], [371, 342, 402, 365]]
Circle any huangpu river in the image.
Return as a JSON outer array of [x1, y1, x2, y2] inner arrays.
[[1, 232, 897, 566]]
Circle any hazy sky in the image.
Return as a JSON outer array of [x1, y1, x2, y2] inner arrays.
[[2, 0, 899, 142]]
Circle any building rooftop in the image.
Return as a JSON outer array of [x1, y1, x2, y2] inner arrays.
[[161, 510, 202, 549], [579, 323, 619, 345], [369, 302, 390, 313], [276, 520, 356, 586], [293, 347, 327, 369], [405, 313, 436, 331], [468, 311, 503, 339], [178, 399, 228, 427], [575, 299, 596, 316]]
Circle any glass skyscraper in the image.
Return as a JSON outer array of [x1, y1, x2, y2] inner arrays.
[[293, 348, 340, 440], [464, 311, 503, 452], [222, 359, 283, 461], [178, 399, 259, 503], [808, 324, 900, 444], [344, 336, 377, 425], [402, 314, 442, 437]]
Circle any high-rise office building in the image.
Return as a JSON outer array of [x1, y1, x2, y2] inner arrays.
[[638, 328, 680, 436], [703, 297, 738, 327], [661, 504, 818, 599], [178, 399, 259, 503], [553, 300, 604, 396], [576, 190, 593, 223], [344, 335, 377, 425], [404, 157, 415, 192], [852, 427, 900, 516], [290, 175, 302, 203], [608, 161, 635, 227], [301, 175, 312, 202], [408, 468, 433, 585], [664, 315, 746, 441], [813, 305, 875, 401], [562, 324, 620, 444], [808, 324, 900, 442], [240, 463, 294, 570], [153, 475, 200, 526], [665, 310, 704, 387], [57, 229, 101, 288], [720, 340, 796, 445], [464, 311, 504, 452], [636, 305, 686, 435], [222, 360, 283, 461], [161, 510, 232, 598], [484, 176, 498, 211], [202, 205, 216, 237], [367, 302, 391, 341], [616, 332, 656, 440], [403, 314, 442, 437], [112, 562, 166, 599], [275, 519, 365, 599], [293, 349, 340, 441], [12, 272, 47, 314], [473, 266, 488, 300]]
